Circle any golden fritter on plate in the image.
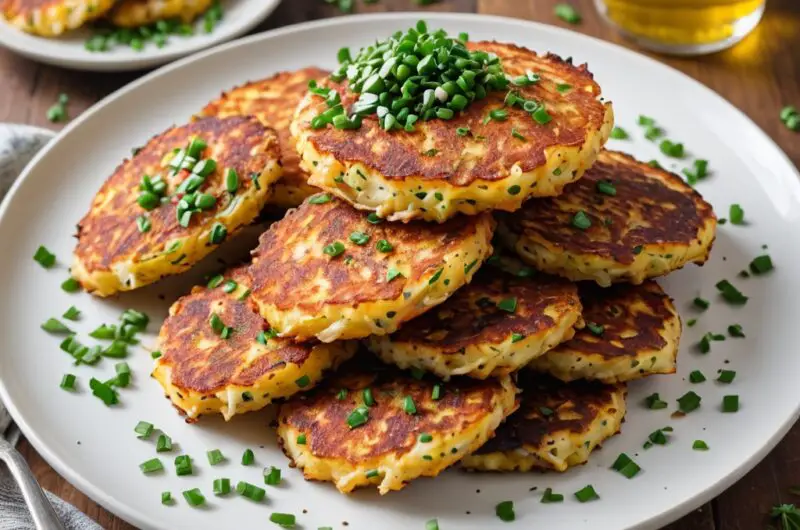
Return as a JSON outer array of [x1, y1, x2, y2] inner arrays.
[[248, 194, 495, 342], [529, 281, 681, 383], [292, 42, 613, 222], [72, 116, 282, 297], [153, 267, 355, 421], [366, 266, 583, 380], [276, 354, 518, 494], [110, 0, 212, 27], [2, 0, 114, 36], [497, 150, 717, 286], [201, 68, 330, 208], [462, 371, 626, 472]]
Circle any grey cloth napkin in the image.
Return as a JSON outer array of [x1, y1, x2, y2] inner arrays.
[[0, 123, 103, 530]]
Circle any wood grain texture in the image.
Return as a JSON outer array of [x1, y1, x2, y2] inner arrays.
[[2, 1, 799, 529]]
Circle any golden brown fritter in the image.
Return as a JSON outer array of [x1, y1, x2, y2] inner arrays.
[[2, 0, 115, 36], [200, 68, 330, 208], [72, 116, 282, 297], [110, 0, 212, 27], [293, 41, 614, 222], [276, 354, 518, 494], [366, 267, 583, 379], [248, 194, 495, 342], [497, 150, 717, 286], [462, 371, 626, 472], [529, 280, 681, 383], [153, 266, 355, 421]]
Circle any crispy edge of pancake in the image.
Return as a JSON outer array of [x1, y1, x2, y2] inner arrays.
[[529, 281, 681, 383], [276, 371, 518, 494], [496, 150, 717, 286], [365, 273, 584, 379], [2, 0, 115, 36], [109, 0, 212, 27], [462, 379, 626, 472], [291, 43, 614, 223]]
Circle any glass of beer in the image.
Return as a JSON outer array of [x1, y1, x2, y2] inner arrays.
[[594, 0, 766, 55]]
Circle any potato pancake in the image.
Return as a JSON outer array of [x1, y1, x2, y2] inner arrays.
[[2, 0, 114, 36], [529, 281, 681, 383], [109, 0, 212, 27], [292, 41, 613, 222], [72, 116, 282, 297], [462, 371, 626, 472], [496, 150, 717, 286], [248, 194, 495, 342], [276, 354, 518, 494], [365, 267, 582, 379], [201, 68, 330, 208], [153, 267, 355, 421]]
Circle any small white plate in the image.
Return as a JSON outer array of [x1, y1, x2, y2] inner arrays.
[[0, 0, 281, 71], [1, 12, 799, 530]]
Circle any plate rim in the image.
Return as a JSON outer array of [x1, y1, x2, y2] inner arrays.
[[0, 0, 282, 72], [1, 11, 799, 530]]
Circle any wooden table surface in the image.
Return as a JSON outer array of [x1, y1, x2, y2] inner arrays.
[[2, 0, 799, 528]]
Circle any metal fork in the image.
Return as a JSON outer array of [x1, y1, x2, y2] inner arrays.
[[0, 404, 65, 530]]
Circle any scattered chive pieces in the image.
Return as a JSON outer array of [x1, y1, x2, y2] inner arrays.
[[387, 267, 404, 282], [156, 434, 172, 452], [511, 129, 526, 141], [586, 322, 604, 336], [134, 421, 154, 439], [60, 373, 76, 391], [722, 395, 739, 412], [61, 277, 80, 293], [207, 449, 224, 466], [729, 204, 745, 225], [611, 453, 641, 479], [689, 370, 706, 383], [363, 388, 375, 407], [182, 488, 205, 507], [718, 370, 737, 383], [175, 455, 193, 476], [693, 297, 710, 310], [62, 306, 81, 321], [402, 396, 417, 415], [33, 246, 56, 268], [161, 491, 172, 505], [213, 478, 231, 496], [497, 297, 517, 313], [715, 279, 748, 304], [349, 231, 370, 245], [115, 362, 131, 387], [297, 434, 307, 445], [659, 140, 685, 158], [556, 83, 572, 93], [693, 440, 710, 451], [428, 268, 444, 284], [347, 405, 369, 428], [539, 406, 554, 417], [648, 428, 670, 446], [241, 448, 255, 465], [541, 487, 564, 503], [511, 333, 524, 343], [336, 388, 348, 400], [456, 127, 470, 137], [431, 384, 442, 401], [749, 255, 773, 275], [571, 210, 591, 230], [139, 458, 163, 474], [507, 184, 522, 195], [554, 3, 581, 24], [207, 274, 224, 288], [89, 378, 118, 405], [366, 213, 383, 224], [419, 433, 433, 443], [426, 520, 440, 530], [574, 485, 599, 502], [376, 239, 393, 253], [41, 318, 72, 334], [610, 126, 628, 139], [222, 279, 237, 293], [495, 500, 515, 522], [264, 466, 281, 486], [464, 259, 479, 275], [728, 324, 745, 338], [237, 481, 266, 502], [323, 241, 346, 257], [677, 391, 702, 413], [686, 319, 697, 327], [269, 512, 295, 527], [295, 375, 311, 388], [365, 469, 379, 479], [645, 392, 668, 409], [309, 194, 331, 204], [596, 180, 616, 196]]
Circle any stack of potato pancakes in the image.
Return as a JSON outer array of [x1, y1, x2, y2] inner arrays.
[[72, 21, 717, 495]]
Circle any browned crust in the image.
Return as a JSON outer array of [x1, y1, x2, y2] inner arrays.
[[387, 269, 580, 353], [74, 116, 280, 274], [2, 0, 60, 16], [298, 41, 607, 185], [475, 371, 624, 453], [158, 267, 314, 394], [278, 355, 511, 463], [499, 150, 717, 264], [249, 194, 493, 312], [201, 68, 330, 198]]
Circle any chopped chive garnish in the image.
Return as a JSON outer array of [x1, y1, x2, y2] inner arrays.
[[362, 387, 375, 407], [495, 500, 515, 522], [207, 274, 224, 288], [33, 246, 56, 268], [431, 384, 442, 401], [366, 213, 383, 224], [225, 168, 239, 193], [541, 487, 564, 503], [222, 279, 237, 293], [309, 194, 331, 205], [182, 488, 205, 507], [237, 481, 266, 502], [716, 279, 748, 304], [693, 440, 710, 451], [610, 126, 628, 139], [323, 241, 345, 257], [456, 127, 470, 137], [402, 396, 417, 415], [62, 306, 81, 321], [511, 333, 524, 343], [556, 83, 572, 93], [41, 318, 72, 334], [686, 319, 697, 327], [728, 324, 745, 338], [115, 362, 131, 387], [571, 210, 591, 230], [349, 231, 370, 245], [60, 373, 76, 391], [419, 433, 433, 443], [140, 458, 163, 474], [296, 375, 311, 388], [497, 297, 517, 313], [376, 239, 393, 253], [61, 277, 80, 293], [347, 405, 369, 428], [336, 388, 348, 400], [718, 370, 737, 383], [209, 222, 227, 245], [554, 3, 581, 24], [722, 395, 739, 412], [611, 453, 641, 479], [729, 204, 745, 225], [156, 434, 172, 452], [574, 485, 599, 502], [426, 519, 440, 530], [428, 268, 444, 284], [296, 434, 307, 445], [174, 455, 193, 476], [264, 466, 282, 486], [689, 370, 706, 383], [241, 449, 255, 465], [207, 449, 224, 466], [659, 140, 685, 158], [749, 255, 773, 275], [213, 478, 231, 496], [464, 259, 479, 275], [586, 322, 604, 336], [134, 421, 154, 439], [89, 378, 118, 405], [596, 180, 616, 196], [511, 129, 526, 141], [677, 391, 702, 413], [693, 297, 710, 310], [387, 267, 404, 282], [269, 513, 295, 527], [507, 184, 522, 195], [365, 469, 379, 479], [161, 491, 172, 505]]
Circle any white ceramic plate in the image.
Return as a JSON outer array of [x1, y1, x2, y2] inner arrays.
[[0, 0, 280, 71], [1, 13, 799, 530]]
